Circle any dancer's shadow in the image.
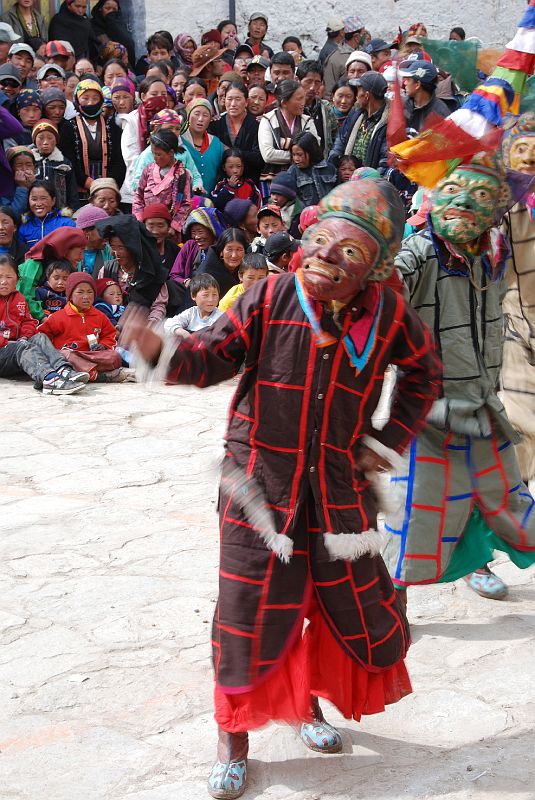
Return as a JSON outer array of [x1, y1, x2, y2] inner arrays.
[[409, 613, 535, 643], [246, 727, 533, 798]]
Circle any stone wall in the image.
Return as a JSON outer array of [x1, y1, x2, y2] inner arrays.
[[144, 0, 521, 53]]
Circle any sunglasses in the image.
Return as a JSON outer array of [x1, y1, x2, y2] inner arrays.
[[0, 80, 20, 88]]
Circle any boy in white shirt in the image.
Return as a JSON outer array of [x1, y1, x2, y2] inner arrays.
[[164, 274, 222, 337]]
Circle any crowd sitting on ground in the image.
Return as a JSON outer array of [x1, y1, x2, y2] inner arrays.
[[0, 4, 510, 395]]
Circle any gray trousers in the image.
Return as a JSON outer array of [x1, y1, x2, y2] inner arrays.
[[0, 334, 70, 386]]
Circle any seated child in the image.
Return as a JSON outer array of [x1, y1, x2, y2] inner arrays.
[[211, 148, 261, 211], [0, 255, 88, 395], [38, 272, 126, 382], [219, 253, 268, 311], [263, 231, 299, 273], [338, 154, 359, 183], [94, 279, 126, 327], [132, 130, 192, 241], [268, 171, 302, 237], [250, 204, 285, 254], [18, 180, 76, 249], [164, 274, 222, 337], [30, 120, 79, 211], [35, 259, 73, 316]]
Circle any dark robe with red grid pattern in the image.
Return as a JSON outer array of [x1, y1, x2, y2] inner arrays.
[[166, 272, 441, 693]]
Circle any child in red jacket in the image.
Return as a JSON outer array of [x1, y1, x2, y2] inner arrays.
[[0, 255, 88, 394], [38, 272, 129, 382]]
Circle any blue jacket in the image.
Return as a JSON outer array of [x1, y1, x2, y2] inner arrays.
[[35, 282, 67, 315], [18, 210, 76, 249], [94, 299, 125, 326]]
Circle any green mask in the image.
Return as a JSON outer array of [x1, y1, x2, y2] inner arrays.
[[430, 166, 501, 244]]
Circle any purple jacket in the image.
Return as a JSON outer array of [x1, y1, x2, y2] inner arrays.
[[168, 240, 201, 283], [0, 104, 25, 199]]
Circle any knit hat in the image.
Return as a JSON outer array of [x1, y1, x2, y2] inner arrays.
[[96, 277, 121, 298], [186, 97, 212, 119], [270, 171, 296, 200], [201, 29, 222, 46], [76, 204, 109, 230], [66, 271, 97, 301], [89, 177, 121, 198], [315, 168, 406, 281], [15, 88, 43, 111], [224, 198, 255, 225], [140, 203, 172, 222], [346, 50, 372, 70], [41, 87, 66, 107], [32, 120, 59, 143], [6, 144, 35, 163], [110, 76, 136, 96], [183, 206, 227, 239]]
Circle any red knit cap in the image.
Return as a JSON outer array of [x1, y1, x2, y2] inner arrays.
[[65, 271, 97, 301], [140, 203, 172, 222], [96, 278, 121, 297]]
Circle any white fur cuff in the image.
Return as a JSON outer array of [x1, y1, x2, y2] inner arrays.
[[362, 435, 405, 472], [323, 529, 386, 561], [131, 333, 177, 386]]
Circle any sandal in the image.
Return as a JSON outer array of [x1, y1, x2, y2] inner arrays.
[[464, 569, 508, 600]]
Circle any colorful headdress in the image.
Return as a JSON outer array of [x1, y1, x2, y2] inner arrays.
[[149, 108, 184, 132], [74, 79, 103, 102], [99, 41, 127, 62], [183, 206, 227, 239], [315, 168, 406, 280], [390, 0, 535, 190]]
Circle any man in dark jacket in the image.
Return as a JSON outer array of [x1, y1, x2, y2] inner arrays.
[[399, 60, 450, 131], [328, 71, 389, 172]]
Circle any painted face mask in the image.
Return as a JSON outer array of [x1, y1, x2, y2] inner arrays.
[[301, 217, 380, 304], [503, 113, 535, 176], [430, 166, 501, 244]]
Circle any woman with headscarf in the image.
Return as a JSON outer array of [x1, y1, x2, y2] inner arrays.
[[120, 76, 168, 208], [173, 33, 196, 70], [131, 108, 203, 192], [48, 0, 98, 61], [59, 79, 125, 201], [90, 0, 136, 68], [181, 98, 225, 194], [133, 129, 192, 239], [94, 213, 166, 307]]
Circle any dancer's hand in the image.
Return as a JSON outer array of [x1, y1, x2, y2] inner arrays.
[[119, 305, 162, 364], [355, 446, 392, 473]]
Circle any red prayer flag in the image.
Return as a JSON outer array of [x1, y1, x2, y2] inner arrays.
[[387, 66, 406, 158]]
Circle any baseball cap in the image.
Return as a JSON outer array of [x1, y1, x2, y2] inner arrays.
[[45, 40, 71, 58], [37, 63, 66, 80], [326, 16, 344, 33], [247, 55, 270, 71], [404, 35, 422, 45], [264, 231, 298, 259], [258, 203, 282, 219], [0, 22, 21, 44], [233, 43, 254, 60], [0, 63, 22, 85], [399, 60, 438, 84], [9, 43, 35, 60], [365, 38, 393, 55], [249, 12, 268, 24], [354, 71, 388, 96]]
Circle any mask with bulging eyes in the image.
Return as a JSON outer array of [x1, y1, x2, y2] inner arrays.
[[430, 166, 501, 243], [301, 217, 380, 303]]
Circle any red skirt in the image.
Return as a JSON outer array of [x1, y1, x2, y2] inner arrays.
[[214, 597, 412, 732]]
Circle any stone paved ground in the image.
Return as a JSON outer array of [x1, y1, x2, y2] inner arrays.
[[1, 378, 535, 800]]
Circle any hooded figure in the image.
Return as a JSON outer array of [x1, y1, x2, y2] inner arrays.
[[94, 213, 166, 307], [90, 0, 136, 67], [48, 0, 98, 60], [121, 172, 440, 800], [500, 112, 535, 483]]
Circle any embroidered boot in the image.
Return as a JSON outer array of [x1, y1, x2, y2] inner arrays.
[[207, 727, 249, 799], [298, 695, 343, 753]]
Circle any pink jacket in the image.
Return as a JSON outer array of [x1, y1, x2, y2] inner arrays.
[[133, 161, 192, 236]]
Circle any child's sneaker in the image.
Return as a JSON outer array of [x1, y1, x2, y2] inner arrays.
[[42, 374, 87, 395]]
